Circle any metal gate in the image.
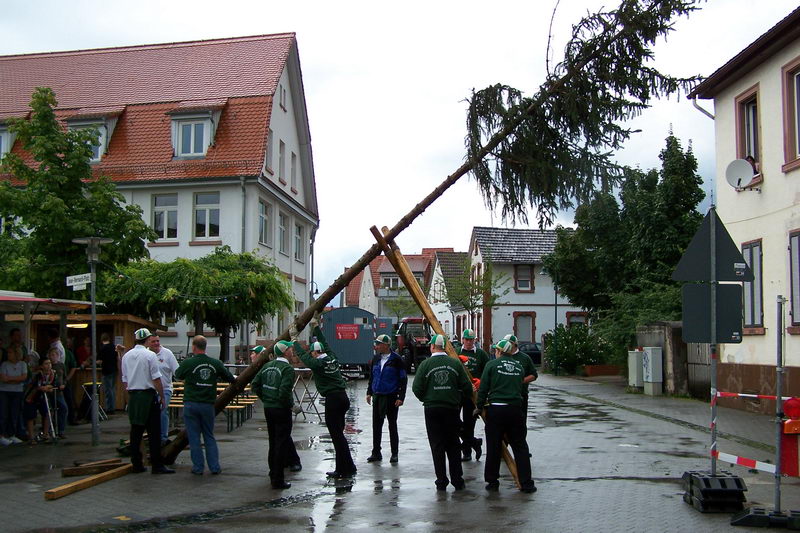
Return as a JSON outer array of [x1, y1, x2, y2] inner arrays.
[[687, 342, 711, 400]]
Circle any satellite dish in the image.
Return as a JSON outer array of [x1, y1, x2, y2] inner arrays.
[[725, 159, 755, 189]]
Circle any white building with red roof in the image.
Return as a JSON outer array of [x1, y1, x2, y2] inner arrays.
[[0, 34, 319, 357]]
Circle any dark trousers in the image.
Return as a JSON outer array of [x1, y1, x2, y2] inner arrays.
[[423, 407, 463, 487], [265, 407, 293, 484], [460, 397, 478, 453], [372, 393, 399, 456], [130, 391, 162, 470], [325, 390, 356, 474], [484, 405, 532, 487]]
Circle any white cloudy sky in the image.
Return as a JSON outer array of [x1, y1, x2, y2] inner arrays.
[[2, 0, 798, 300]]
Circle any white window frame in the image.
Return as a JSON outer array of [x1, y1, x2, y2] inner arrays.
[[382, 276, 400, 289], [742, 240, 763, 328], [258, 200, 273, 247], [515, 264, 533, 292], [265, 129, 274, 173], [0, 128, 13, 158], [744, 99, 758, 161], [294, 223, 304, 263], [152, 193, 178, 241], [290, 152, 297, 190], [194, 192, 220, 239], [176, 119, 209, 157], [795, 72, 800, 158], [278, 212, 289, 255], [294, 300, 304, 316], [278, 140, 286, 182]]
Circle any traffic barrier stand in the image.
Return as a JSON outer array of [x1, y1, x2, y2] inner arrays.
[[728, 296, 800, 529]]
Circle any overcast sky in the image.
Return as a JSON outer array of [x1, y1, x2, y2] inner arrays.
[[3, 0, 798, 301]]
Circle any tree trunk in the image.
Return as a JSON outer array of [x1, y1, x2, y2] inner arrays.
[[218, 326, 230, 363], [193, 305, 203, 338]]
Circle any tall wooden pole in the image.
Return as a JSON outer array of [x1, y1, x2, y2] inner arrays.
[[370, 226, 520, 487]]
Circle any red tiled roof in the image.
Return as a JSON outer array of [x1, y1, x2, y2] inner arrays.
[[6, 96, 271, 182], [344, 269, 365, 307], [0, 34, 294, 113]]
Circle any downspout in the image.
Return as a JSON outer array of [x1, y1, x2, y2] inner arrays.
[[691, 97, 715, 121], [240, 176, 249, 352]]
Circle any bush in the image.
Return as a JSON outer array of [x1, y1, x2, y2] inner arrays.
[[542, 324, 612, 375]]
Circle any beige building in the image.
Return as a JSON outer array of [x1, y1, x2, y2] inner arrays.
[[690, 7, 800, 399]]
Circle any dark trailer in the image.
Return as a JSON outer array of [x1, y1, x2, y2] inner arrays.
[[319, 307, 376, 378]]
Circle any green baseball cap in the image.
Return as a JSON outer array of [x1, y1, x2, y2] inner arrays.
[[503, 334, 518, 344], [310, 341, 324, 352], [429, 334, 447, 347], [251, 345, 265, 355], [496, 339, 514, 353], [273, 340, 293, 356], [134, 328, 153, 341], [462, 328, 476, 339], [374, 334, 392, 345]]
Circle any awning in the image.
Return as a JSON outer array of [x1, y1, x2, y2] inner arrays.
[[0, 295, 93, 314]]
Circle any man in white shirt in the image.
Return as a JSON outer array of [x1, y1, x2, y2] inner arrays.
[[150, 335, 179, 446], [121, 328, 174, 474], [47, 329, 65, 365]]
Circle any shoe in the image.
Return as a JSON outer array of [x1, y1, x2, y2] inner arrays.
[[289, 463, 302, 472], [473, 438, 483, 460], [58, 433, 66, 439], [520, 483, 537, 494], [271, 481, 291, 489], [367, 454, 382, 462], [131, 465, 147, 474], [211, 470, 221, 475], [436, 484, 448, 492], [9, 437, 23, 444], [191, 470, 203, 475], [389, 454, 398, 463], [0, 437, 11, 446], [485, 481, 500, 491], [461, 452, 472, 462], [452, 480, 466, 491], [326, 471, 341, 478], [152, 466, 176, 474]]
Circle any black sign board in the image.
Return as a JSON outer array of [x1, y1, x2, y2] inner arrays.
[[672, 208, 754, 283], [681, 284, 743, 344]]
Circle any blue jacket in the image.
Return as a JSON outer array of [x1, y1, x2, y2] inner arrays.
[[367, 351, 407, 401]]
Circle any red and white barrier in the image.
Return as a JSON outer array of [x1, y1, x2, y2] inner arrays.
[[712, 450, 776, 474], [716, 391, 794, 402]]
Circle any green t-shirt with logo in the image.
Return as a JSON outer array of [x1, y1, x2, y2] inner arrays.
[[251, 359, 294, 409], [294, 342, 346, 397], [476, 356, 525, 408], [175, 353, 234, 403], [412, 353, 472, 409], [510, 350, 536, 398], [457, 347, 490, 378]]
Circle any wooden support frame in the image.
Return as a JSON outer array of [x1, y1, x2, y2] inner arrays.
[[45, 464, 132, 500], [370, 225, 521, 487]]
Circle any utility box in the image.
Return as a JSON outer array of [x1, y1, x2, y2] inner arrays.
[[374, 317, 394, 342], [320, 307, 376, 374], [628, 350, 644, 388], [642, 346, 663, 396]]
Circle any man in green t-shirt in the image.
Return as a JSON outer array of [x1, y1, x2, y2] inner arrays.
[[295, 339, 356, 478], [412, 334, 473, 491], [251, 340, 296, 489], [174, 335, 234, 475], [476, 339, 536, 493], [457, 328, 489, 461]]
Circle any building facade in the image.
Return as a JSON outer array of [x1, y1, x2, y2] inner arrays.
[[0, 35, 319, 359], [689, 8, 800, 397]]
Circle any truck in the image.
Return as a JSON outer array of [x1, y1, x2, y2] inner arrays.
[[395, 317, 432, 373]]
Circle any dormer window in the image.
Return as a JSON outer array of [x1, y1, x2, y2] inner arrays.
[[0, 128, 13, 158], [168, 100, 226, 160], [172, 116, 211, 158], [68, 122, 106, 163]]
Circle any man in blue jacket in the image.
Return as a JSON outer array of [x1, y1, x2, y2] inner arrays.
[[366, 334, 407, 463]]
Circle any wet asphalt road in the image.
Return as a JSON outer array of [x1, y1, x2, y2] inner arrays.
[[8, 374, 796, 532]]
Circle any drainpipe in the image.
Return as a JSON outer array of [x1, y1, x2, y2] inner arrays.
[[691, 97, 715, 121], [240, 176, 249, 351]]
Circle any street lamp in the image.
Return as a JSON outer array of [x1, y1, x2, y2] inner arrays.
[[72, 236, 113, 446]]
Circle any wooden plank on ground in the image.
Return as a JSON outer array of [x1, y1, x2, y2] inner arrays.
[[62, 463, 125, 477], [72, 458, 122, 467], [45, 464, 133, 500]]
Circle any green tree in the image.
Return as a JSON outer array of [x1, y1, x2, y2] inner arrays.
[[99, 246, 294, 361], [383, 289, 420, 322], [542, 134, 705, 361], [0, 87, 156, 297]]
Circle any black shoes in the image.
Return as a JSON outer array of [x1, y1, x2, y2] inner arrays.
[[389, 454, 398, 463], [461, 451, 472, 462], [152, 466, 176, 475], [326, 470, 356, 479], [366, 454, 382, 462], [131, 465, 146, 474], [485, 481, 500, 491], [473, 438, 483, 460], [452, 480, 466, 491], [271, 481, 291, 489], [288, 463, 302, 472], [520, 482, 537, 494]]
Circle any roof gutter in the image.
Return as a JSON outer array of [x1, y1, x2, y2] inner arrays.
[[691, 97, 715, 121]]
